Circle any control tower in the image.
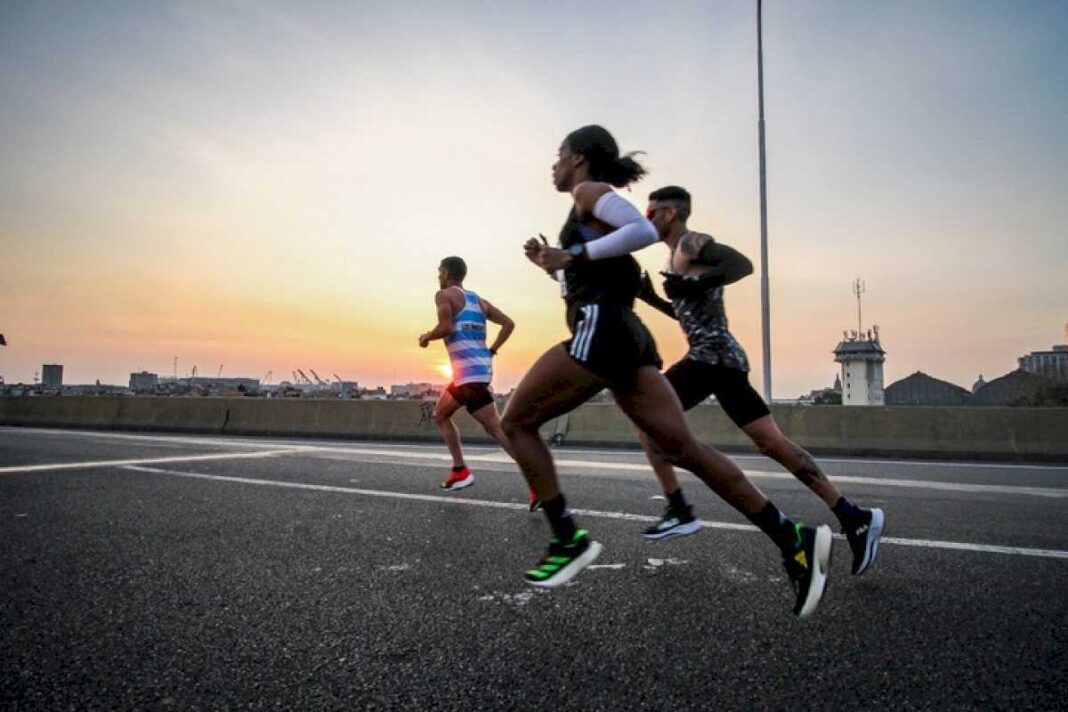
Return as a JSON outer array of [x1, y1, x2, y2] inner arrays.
[[833, 279, 886, 406]]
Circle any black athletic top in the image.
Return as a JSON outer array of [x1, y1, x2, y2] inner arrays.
[[558, 208, 641, 309]]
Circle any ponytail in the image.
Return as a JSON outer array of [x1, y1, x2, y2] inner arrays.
[[564, 125, 647, 188]]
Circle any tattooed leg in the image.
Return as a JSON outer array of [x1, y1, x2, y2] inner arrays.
[[742, 415, 842, 507]]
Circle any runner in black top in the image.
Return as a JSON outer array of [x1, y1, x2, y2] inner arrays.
[[637, 185, 885, 576], [501, 126, 833, 617]]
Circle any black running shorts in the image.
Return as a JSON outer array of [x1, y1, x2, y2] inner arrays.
[[663, 357, 770, 428], [446, 382, 495, 414], [563, 301, 663, 386]]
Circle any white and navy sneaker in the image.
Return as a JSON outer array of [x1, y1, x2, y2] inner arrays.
[[643, 505, 703, 541], [844, 507, 885, 575]]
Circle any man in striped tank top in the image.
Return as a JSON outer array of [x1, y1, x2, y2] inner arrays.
[[419, 257, 538, 508]]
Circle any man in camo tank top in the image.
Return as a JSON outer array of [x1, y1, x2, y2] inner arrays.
[[636, 186, 885, 579]]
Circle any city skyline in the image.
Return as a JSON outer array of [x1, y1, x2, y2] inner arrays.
[[2, 1, 1066, 396], [5, 322, 1066, 398]]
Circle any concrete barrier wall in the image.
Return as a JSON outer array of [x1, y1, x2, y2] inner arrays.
[[560, 402, 1068, 460], [1, 396, 1065, 461]]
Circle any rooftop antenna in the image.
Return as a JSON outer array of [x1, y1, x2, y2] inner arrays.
[[852, 278, 866, 336]]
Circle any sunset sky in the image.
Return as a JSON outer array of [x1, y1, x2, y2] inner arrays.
[[2, 1, 1066, 397]]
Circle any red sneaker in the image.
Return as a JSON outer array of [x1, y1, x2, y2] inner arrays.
[[528, 489, 543, 512], [440, 467, 474, 491]]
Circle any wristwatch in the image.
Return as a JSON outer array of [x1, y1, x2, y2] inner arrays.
[[568, 243, 588, 263]]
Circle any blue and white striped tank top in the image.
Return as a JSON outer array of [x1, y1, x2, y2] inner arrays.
[[445, 289, 493, 385]]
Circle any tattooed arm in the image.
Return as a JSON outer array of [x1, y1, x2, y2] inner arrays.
[[678, 232, 754, 285]]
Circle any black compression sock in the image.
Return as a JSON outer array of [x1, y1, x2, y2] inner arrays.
[[542, 494, 578, 541], [666, 488, 689, 512], [746, 501, 799, 552], [451, 464, 466, 473], [832, 497, 862, 526]]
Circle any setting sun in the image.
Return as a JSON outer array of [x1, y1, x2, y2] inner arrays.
[[435, 362, 453, 381]]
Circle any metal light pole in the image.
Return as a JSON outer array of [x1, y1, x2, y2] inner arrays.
[[757, 0, 772, 402]]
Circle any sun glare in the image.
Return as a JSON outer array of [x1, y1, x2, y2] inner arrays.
[[436, 362, 453, 380]]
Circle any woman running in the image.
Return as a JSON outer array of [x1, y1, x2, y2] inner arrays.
[[501, 125, 832, 618]]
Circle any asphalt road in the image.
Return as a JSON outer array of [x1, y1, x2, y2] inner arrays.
[[2, 427, 1066, 710]]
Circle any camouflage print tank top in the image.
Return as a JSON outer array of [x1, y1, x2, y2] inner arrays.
[[666, 239, 750, 372]]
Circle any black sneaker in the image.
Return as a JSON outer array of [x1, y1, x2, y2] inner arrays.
[[782, 523, 833, 619], [525, 529, 603, 588], [844, 507, 885, 575], [643, 505, 703, 541]]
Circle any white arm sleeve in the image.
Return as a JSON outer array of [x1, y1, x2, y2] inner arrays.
[[584, 192, 659, 260]]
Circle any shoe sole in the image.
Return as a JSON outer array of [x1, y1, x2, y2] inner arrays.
[[526, 541, 603, 589], [797, 525, 833, 620], [642, 520, 703, 541], [440, 474, 474, 491], [853, 508, 885, 575]]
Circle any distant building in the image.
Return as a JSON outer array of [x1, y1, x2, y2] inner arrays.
[[798, 374, 842, 405], [129, 371, 159, 392], [971, 374, 987, 394], [833, 328, 885, 406], [62, 383, 127, 396], [182, 377, 259, 391], [885, 371, 972, 406], [972, 369, 1055, 406], [1018, 345, 1068, 383], [42, 364, 63, 389], [334, 380, 359, 398], [390, 382, 438, 398]]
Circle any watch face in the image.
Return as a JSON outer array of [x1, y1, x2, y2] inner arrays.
[[569, 244, 583, 257]]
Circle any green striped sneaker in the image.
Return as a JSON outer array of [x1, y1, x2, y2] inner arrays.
[[525, 530, 603, 588]]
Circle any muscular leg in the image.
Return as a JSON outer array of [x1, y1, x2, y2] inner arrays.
[[743, 415, 841, 507], [432, 390, 465, 467], [501, 344, 605, 502], [613, 367, 768, 516], [637, 430, 682, 496], [469, 401, 517, 460]]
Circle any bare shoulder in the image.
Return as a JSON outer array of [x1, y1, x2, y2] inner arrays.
[[679, 231, 716, 256], [436, 287, 464, 310], [571, 181, 612, 215]]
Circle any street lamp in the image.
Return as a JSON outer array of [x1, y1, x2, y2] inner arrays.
[[757, 0, 772, 403]]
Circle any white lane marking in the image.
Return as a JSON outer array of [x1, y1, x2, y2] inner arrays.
[[121, 465, 1068, 561], [877, 537, 1068, 558], [0, 427, 320, 452], [546, 446, 1068, 471], [769, 454, 1068, 472], [295, 448, 1068, 499], [6, 435, 1062, 498], [8, 427, 1067, 472], [0, 449, 298, 474], [808, 475, 1067, 499]]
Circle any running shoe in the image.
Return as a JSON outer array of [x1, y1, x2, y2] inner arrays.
[[525, 529, 603, 588], [782, 523, 833, 619], [528, 489, 543, 513], [440, 467, 474, 491], [643, 505, 702, 541], [844, 507, 885, 575]]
